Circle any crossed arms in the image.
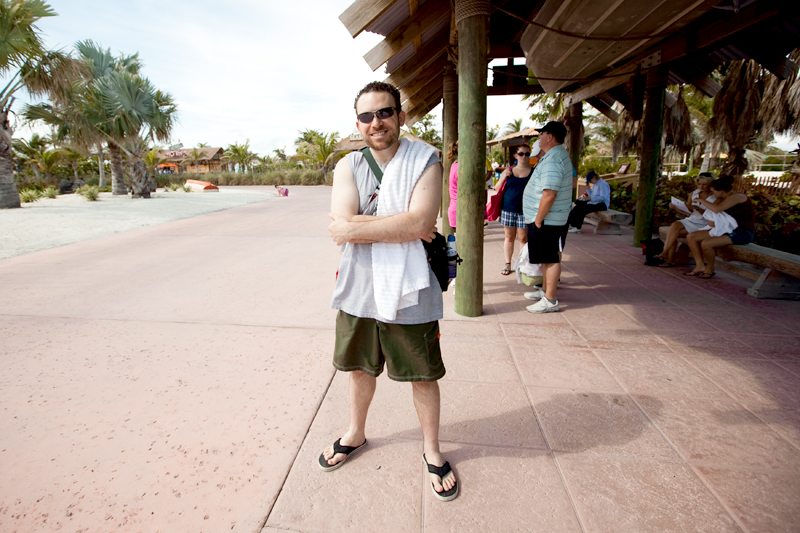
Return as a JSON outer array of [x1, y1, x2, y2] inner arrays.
[[328, 157, 443, 245]]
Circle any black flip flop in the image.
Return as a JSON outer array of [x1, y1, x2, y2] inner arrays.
[[698, 272, 716, 279], [318, 438, 367, 472], [423, 454, 459, 502]]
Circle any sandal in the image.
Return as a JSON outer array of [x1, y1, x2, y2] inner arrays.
[[684, 271, 702, 276], [318, 438, 367, 472], [698, 272, 716, 279], [657, 262, 676, 268], [422, 454, 458, 502], [501, 262, 511, 276]]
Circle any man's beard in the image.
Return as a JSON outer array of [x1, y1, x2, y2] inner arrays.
[[362, 123, 400, 152]]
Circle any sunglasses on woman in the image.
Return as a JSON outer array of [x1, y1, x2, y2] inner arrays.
[[517, 152, 530, 157], [357, 107, 397, 124]]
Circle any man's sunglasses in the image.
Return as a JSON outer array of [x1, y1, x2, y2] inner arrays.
[[357, 107, 397, 124], [517, 152, 530, 157]]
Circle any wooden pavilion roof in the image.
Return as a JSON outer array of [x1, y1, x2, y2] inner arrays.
[[339, 0, 799, 125]]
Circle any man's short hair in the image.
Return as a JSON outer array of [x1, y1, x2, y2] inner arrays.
[[354, 81, 402, 113], [536, 121, 567, 144]]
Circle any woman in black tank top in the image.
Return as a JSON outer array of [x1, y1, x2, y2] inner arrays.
[[494, 144, 534, 275], [684, 174, 755, 279]]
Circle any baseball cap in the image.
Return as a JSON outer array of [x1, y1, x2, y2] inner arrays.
[[530, 139, 542, 157], [535, 121, 567, 139]]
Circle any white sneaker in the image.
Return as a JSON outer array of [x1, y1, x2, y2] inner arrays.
[[568, 227, 582, 233], [526, 298, 560, 313], [524, 289, 545, 300]]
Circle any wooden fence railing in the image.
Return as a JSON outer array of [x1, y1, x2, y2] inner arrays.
[[735, 173, 800, 196]]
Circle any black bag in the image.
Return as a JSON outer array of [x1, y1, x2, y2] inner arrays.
[[360, 147, 450, 291], [641, 237, 665, 266]]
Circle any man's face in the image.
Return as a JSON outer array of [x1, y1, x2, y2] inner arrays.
[[538, 131, 555, 152], [355, 91, 404, 152]]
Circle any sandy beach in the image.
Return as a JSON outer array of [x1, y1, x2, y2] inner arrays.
[[0, 186, 278, 259]]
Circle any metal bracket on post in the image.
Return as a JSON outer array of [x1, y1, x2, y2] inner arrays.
[[641, 50, 662, 70], [747, 268, 800, 300]]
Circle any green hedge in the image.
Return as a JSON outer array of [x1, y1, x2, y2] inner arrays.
[[155, 169, 331, 188]]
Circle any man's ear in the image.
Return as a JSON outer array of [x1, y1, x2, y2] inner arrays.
[[398, 109, 406, 127]]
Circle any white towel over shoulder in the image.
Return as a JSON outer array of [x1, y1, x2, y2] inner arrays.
[[372, 139, 436, 321], [702, 210, 738, 237]]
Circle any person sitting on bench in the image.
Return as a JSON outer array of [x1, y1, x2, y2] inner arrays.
[[684, 174, 755, 279], [655, 172, 716, 267], [568, 171, 609, 233]]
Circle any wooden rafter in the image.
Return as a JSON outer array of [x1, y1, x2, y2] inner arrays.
[[339, 0, 398, 38], [400, 62, 443, 102], [568, 0, 782, 104], [363, 0, 449, 71], [586, 96, 620, 122], [385, 49, 447, 89]]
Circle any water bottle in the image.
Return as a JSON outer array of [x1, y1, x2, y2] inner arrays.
[[446, 234, 458, 280]]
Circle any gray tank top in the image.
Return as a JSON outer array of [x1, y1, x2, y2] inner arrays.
[[330, 148, 442, 324]]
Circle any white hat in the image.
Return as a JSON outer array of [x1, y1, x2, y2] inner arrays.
[[530, 140, 542, 157]]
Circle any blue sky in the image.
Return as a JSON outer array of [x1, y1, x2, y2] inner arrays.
[[13, 0, 533, 156], [11, 1, 797, 155]]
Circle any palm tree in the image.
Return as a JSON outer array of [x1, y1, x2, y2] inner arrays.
[[12, 132, 49, 179], [61, 147, 84, 182], [32, 147, 61, 181], [295, 131, 341, 172], [181, 147, 206, 174], [142, 147, 166, 182], [1, 0, 83, 208], [502, 118, 524, 135], [224, 141, 257, 174], [272, 148, 287, 162]]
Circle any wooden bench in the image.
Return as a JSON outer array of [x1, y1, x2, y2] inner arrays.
[[658, 226, 800, 300], [585, 209, 633, 235]]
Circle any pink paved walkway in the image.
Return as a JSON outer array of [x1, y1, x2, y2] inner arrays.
[[2, 186, 799, 532]]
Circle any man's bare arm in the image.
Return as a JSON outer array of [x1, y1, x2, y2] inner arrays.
[[328, 161, 442, 246]]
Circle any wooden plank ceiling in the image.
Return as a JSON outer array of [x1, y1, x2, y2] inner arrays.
[[339, 0, 799, 126]]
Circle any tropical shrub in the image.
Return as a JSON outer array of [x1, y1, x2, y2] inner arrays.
[[19, 189, 42, 203], [75, 185, 100, 201], [42, 187, 58, 198]]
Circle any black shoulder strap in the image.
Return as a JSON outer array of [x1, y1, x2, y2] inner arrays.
[[360, 147, 383, 184]]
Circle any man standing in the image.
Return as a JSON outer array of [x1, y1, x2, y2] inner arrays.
[[321, 81, 458, 502], [521, 121, 574, 313]]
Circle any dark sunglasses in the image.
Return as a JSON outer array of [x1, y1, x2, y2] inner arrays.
[[357, 107, 397, 124], [517, 152, 530, 157]]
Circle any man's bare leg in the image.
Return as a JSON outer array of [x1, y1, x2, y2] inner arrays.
[[322, 370, 375, 466], [541, 262, 561, 301], [412, 381, 456, 493]]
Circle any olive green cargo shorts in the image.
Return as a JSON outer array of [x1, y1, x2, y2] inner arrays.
[[333, 311, 445, 382]]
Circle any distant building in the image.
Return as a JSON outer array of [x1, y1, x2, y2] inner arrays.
[[157, 147, 225, 173]]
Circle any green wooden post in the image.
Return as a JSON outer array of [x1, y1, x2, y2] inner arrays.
[[441, 64, 457, 237], [455, 0, 489, 317], [567, 102, 583, 198], [634, 66, 668, 247]]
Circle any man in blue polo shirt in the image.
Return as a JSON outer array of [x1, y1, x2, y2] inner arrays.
[[521, 121, 574, 313]]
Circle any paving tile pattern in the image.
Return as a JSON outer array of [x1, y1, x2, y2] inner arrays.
[[2, 191, 799, 532]]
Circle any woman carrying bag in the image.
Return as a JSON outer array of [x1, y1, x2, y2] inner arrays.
[[495, 142, 537, 275]]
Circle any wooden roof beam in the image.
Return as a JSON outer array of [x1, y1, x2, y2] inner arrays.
[[729, 42, 799, 81], [406, 98, 441, 126], [339, 0, 398, 39], [385, 48, 447, 89], [487, 43, 525, 59], [587, 96, 620, 122], [486, 84, 545, 96], [363, 0, 450, 71], [400, 62, 443, 102], [568, 0, 783, 104]]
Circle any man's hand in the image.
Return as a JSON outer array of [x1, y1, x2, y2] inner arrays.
[[328, 213, 353, 245]]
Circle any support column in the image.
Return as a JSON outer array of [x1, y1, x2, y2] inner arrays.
[[566, 101, 583, 196], [634, 66, 668, 247], [454, 0, 489, 317], [441, 64, 457, 237]]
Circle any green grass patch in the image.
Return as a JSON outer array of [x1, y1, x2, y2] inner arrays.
[[75, 185, 100, 201], [19, 189, 42, 203], [42, 187, 58, 199]]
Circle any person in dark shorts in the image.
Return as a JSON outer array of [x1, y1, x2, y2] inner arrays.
[[521, 121, 575, 313], [684, 174, 756, 279], [322, 81, 458, 501]]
